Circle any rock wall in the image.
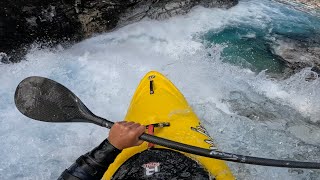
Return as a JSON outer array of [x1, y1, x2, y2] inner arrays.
[[276, 0, 320, 11], [0, 0, 238, 62]]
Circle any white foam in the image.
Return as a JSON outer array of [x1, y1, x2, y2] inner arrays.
[[1, 0, 320, 179]]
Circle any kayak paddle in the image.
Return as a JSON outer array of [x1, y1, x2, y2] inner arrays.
[[14, 76, 320, 169], [14, 76, 113, 128]]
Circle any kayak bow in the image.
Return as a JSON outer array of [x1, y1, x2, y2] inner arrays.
[[103, 71, 234, 179]]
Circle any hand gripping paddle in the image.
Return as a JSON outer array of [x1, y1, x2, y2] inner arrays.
[[14, 76, 320, 169]]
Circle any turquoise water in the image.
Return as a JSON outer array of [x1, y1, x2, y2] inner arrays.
[[1, 0, 320, 179], [200, 0, 320, 74], [202, 26, 286, 73]]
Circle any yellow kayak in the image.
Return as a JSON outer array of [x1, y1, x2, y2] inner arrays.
[[103, 71, 234, 179]]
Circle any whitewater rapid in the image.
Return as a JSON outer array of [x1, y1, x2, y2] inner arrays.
[[1, 0, 320, 179]]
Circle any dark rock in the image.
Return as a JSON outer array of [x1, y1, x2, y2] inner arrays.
[[0, 0, 238, 62], [147, 0, 238, 20], [311, 66, 320, 74], [0, 52, 10, 64], [0, 0, 82, 62], [147, 0, 195, 20]]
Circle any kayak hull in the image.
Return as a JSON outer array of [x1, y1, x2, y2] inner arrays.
[[103, 71, 234, 179]]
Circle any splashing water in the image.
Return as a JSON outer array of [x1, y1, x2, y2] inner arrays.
[[1, 0, 320, 179]]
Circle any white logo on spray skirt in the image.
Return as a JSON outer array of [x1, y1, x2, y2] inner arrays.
[[142, 162, 161, 176]]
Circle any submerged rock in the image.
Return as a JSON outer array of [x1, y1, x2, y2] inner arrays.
[[0, 0, 238, 62], [224, 90, 320, 145]]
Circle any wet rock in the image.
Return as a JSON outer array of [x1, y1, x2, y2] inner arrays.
[[147, 0, 195, 20], [267, 1, 320, 78], [311, 66, 320, 74], [275, 0, 320, 18], [0, 52, 10, 64], [0, 0, 238, 62], [147, 0, 237, 20], [275, 0, 320, 12], [305, 70, 318, 82], [271, 36, 320, 77]]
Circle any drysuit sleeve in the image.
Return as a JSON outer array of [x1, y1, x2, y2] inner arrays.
[[57, 138, 122, 180]]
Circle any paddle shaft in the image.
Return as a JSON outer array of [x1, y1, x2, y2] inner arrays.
[[97, 116, 320, 169], [14, 76, 320, 169]]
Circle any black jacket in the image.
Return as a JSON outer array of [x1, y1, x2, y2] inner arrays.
[[58, 139, 121, 180]]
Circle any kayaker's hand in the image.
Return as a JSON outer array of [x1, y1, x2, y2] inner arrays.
[[108, 121, 145, 150]]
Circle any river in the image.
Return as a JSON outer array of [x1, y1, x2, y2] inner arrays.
[[0, 0, 320, 179]]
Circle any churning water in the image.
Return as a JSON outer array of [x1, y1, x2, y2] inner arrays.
[[1, 0, 320, 179]]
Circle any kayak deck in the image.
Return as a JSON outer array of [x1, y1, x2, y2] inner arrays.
[[103, 71, 234, 179]]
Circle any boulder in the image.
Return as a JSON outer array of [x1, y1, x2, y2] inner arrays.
[[0, 0, 238, 62]]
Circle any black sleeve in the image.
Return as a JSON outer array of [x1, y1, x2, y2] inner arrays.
[[58, 138, 122, 180]]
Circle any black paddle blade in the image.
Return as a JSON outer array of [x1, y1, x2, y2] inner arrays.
[[14, 76, 96, 124]]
